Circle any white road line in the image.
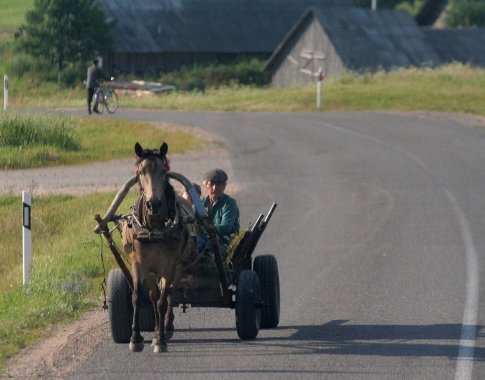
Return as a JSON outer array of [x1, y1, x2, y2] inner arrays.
[[446, 189, 480, 380]]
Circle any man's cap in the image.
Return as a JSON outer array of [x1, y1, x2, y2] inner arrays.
[[204, 168, 228, 183]]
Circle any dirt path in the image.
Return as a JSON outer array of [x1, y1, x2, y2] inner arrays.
[[2, 310, 109, 379]]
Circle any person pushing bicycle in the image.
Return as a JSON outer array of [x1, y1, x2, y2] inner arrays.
[[86, 58, 111, 114]]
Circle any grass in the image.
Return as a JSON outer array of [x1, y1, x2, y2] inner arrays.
[[0, 0, 32, 34], [0, 191, 137, 371], [4, 63, 485, 116], [0, 113, 202, 169]]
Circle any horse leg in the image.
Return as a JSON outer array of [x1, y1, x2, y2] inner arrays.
[[153, 277, 168, 353], [164, 284, 175, 340], [147, 276, 161, 347], [129, 267, 144, 352]]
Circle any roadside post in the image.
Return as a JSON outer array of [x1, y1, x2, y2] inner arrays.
[[22, 191, 32, 286], [316, 68, 324, 108], [3, 75, 8, 111], [372, 0, 377, 10]]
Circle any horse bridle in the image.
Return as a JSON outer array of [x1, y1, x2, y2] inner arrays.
[[135, 155, 179, 233], [136, 155, 169, 205]]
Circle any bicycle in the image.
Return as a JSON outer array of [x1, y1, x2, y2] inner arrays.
[[94, 82, 119, 114]]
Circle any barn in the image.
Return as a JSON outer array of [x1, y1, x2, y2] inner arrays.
[[264, 7, 442, 88], [424, 28, 485, 66], [98, 0, 354, 75]]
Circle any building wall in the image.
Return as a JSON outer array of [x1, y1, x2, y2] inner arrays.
[[271, 15, 345, 88]]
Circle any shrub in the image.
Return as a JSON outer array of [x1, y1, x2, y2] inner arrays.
[[160, 58, 271, 91], [446, 0, 485, 27]]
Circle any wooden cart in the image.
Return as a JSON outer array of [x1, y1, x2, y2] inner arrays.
[[94, 173, 279, 343]]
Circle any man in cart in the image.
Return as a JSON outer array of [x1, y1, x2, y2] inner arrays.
[[197, 168, 240, 254]]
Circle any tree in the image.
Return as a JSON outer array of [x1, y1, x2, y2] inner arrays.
[[445, 0, 485, 27], [18, 0, 112, 81]]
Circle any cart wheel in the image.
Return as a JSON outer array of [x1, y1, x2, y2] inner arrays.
[[107, 268, 132, 343], [235, 270, 261, 340], [253, 255, 280, 328]]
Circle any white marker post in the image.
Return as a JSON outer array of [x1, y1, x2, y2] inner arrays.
[[22, 191, 32, 286], [3, 75, 8, 111], [372, 0, 377, 10], [316, 68, 324, 108]]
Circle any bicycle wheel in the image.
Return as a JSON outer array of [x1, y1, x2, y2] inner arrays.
[[95, 89, 104, 114], [105, 89, 119, 114]]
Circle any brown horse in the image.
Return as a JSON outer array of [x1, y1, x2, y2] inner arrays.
[[121, 142, 196, 353]]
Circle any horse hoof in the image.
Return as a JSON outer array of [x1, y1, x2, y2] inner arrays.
[[153, 344, 168, 353], [129, 341, 144, 352]]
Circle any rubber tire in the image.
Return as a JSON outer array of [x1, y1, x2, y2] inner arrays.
[[107, 269, 156, 343], [235, 270, 261, 340], [107, 268, 132, 343], [253, 255, 280, 328], [105, 90, 119, 114]]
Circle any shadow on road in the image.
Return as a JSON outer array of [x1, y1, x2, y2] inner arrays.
[[173, 320, 485, 360]]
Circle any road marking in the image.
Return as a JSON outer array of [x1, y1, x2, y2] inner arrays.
[[446, 189, 479, 380]]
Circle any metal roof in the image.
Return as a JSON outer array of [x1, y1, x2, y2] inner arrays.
[[265, 7, 441, 72], [424, 28, 485, 66], [98, 0, 354, 53]]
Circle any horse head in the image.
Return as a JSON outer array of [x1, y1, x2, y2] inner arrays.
[[134, 142, 172, 227]]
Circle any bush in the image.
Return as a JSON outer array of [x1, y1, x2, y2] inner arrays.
[[446, 0, 485, 27], [160, 58, 271, 91], [7, 52, 49, 78], [60, 62, 85, 87]]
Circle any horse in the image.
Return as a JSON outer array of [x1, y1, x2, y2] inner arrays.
[[120, 142, 196, 353]]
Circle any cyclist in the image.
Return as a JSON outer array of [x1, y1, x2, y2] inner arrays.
[[86, 58, 111, 114]]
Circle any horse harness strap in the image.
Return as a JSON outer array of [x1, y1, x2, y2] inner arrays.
[[127, 201, 177, 242]]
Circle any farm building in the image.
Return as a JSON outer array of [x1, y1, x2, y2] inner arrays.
[[424, 28, 485, 66], [98, 0, 354, 75], [264, 7, 442, 88]]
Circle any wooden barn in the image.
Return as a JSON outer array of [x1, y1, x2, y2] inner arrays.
[[98, 0, 354, 75], [264, 7, 442, 88]]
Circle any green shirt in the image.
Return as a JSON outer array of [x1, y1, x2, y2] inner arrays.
[[201, 193, 240, 240]]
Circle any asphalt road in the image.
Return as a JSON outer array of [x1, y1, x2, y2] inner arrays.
[[64, 110, 485, 379]]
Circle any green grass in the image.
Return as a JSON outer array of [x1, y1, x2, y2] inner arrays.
[[5, 63, 485, 116], [0, 191, 136, 371], [0, 113, 202, 169], [0, 0, 32, 33]]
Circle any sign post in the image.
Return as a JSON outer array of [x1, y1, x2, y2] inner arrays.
[[3, 75, 8, 111], [22, 191, 32, 286], [316, 68, 324, 108]]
